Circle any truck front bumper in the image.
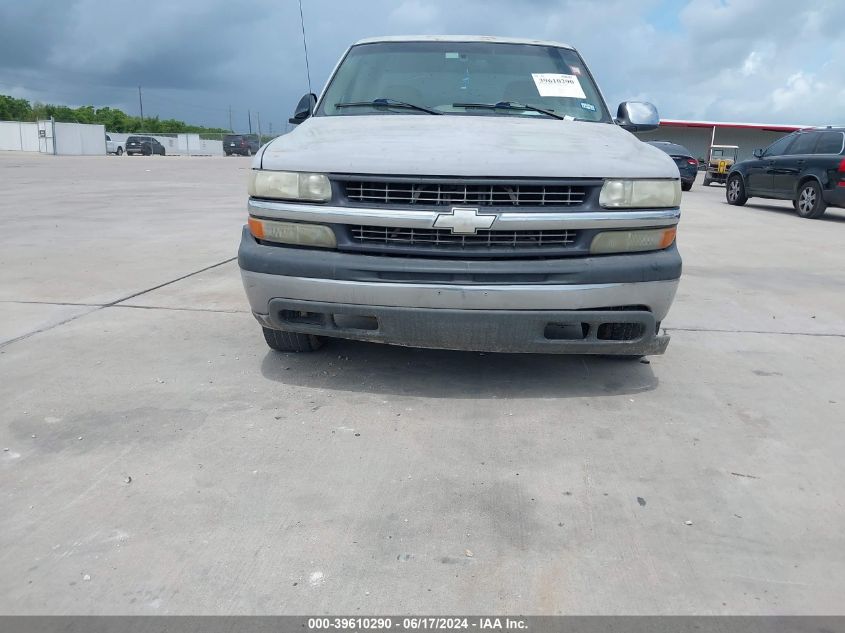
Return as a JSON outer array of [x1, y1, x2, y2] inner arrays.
[[239, 230, 681, 355]]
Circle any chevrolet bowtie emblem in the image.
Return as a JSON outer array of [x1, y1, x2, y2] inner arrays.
[[433, 207, 496, 234]]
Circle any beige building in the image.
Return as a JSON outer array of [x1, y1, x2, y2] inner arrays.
[[636, 119, 809, 163]]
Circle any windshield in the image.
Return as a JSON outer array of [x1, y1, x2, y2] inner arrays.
[[711, 148, 736, 158], [317, 41, 611, 122]]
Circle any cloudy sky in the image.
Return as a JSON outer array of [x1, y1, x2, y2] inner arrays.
[[1, 0, 843, 132]]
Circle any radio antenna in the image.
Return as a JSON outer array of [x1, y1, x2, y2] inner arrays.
[[298, 0, 313, 95]]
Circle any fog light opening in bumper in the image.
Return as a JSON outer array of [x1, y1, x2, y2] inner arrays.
[[280, 309, 326, 326], [332, 314, 379, 331], [277, 309, 379, 332], [596, 322, 646, 341], [544, 322, 590, 340]]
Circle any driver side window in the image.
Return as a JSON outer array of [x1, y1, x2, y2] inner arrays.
[[764, 134, 796, 157]]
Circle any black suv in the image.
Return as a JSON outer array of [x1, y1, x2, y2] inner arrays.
[[224, 134, 260, 156], [726, 127, 845, 219], [126, 136, 166, 156]]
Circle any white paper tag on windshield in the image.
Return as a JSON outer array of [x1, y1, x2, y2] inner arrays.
[[531, 73, 586, 98]]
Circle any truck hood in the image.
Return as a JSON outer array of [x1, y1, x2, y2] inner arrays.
[[259, 115, 677, 179]]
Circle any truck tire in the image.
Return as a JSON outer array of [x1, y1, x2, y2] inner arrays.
[[726, 174, 748, 206], [702, 176, 711, 186], [116, 147, 123, 156], [794, 180, 827, 219], [262, 327, 324, 352]]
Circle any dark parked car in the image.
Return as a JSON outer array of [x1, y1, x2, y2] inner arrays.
[[125, 136, 166, 156], [223, 134, 260, 156], [646, 141, 697, 191], [726, 127, 845, 219]]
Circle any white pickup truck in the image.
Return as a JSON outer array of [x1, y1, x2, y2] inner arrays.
[[239, 35, 682, 356], [106, 134, 124, 156]]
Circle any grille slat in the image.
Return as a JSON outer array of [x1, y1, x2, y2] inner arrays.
[[350, 225, 577, 249], [343, 180, 587, 207]]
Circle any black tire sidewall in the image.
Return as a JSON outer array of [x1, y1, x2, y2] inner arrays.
[[262, 327, 324, 352], [795, 181, 825, 219], [726, 174, 746, 205]]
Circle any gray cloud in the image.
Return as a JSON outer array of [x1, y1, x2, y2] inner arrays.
[[1, 0, 843, 131]]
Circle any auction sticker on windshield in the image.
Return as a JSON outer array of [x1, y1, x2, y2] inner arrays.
[[531, 73, 586, 98]]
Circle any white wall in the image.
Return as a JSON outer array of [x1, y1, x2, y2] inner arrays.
[[54, 122, 106, 155], [178, 134, 223, 156], [0, 121, 23, 150], [2, 120, 105, 155], [19, 123, 39, 151], [37, 120, 54, 154], [1, 121, 229, 155], [106, 132, 224, 155], [0, 121, 39, 151]]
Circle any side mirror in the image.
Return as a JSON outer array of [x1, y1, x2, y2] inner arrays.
[[753, 148, 764, 158], [615, 101, 659, 132], [289, 93, 317, 125]]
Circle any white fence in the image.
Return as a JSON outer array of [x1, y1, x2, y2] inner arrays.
[[0, 121, 40, 152], [106, 133, 223, 156], [2, 121, 263, 156], [55, 122, 106, 155], [0, 120, 105, 155]]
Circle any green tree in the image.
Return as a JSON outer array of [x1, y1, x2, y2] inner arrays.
[[0, 95, 32, 121], [1, 94, 230, 135]]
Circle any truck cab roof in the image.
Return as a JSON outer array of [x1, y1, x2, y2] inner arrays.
[[353, 35, 575, 50]]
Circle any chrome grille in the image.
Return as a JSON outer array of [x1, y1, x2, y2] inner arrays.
[[343, 180, 587, 206], [350, 225, 577, 248]]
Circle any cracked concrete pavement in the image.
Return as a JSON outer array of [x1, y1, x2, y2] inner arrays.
[[1, 154, 844, 614]]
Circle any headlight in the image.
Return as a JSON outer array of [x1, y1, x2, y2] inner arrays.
[[248, 217, 337, 248], [590, 227, 676, 254], [249, 170, 331, 202], [599, 179, 681, 208]]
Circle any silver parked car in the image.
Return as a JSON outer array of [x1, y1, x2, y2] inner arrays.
[[239, 36, 681, 356]]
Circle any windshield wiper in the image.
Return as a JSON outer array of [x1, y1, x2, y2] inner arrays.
[[452, 101, 565, 120], [335, 98, 442, 115]]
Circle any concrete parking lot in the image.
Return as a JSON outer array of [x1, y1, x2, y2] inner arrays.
[[1, 154, 844, 615]]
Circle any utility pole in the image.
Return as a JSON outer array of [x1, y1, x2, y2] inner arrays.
[[138, 86, 144, 126], [228, 105, 233, 132], [256, 112, 262, 141], [248, 110, 252, 134]]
